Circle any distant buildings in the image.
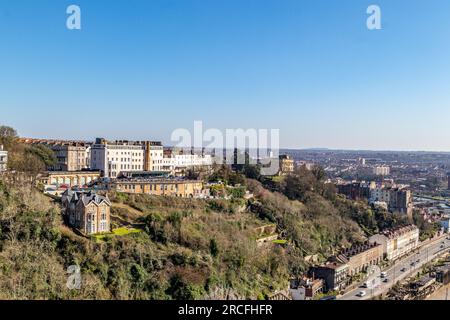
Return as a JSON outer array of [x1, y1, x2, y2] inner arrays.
[[21, 139, 91, 171], [61, 190, 111, 235], [90, 138, 148, 178], [439, 217, 450, 233], [279, 155, 294, 175], [50, 143, 91, 171], [369, 225, 419, 261], [370, 186, 412, 216], [297, 160, 315, 171], [337, 181, 375, 201], [337, 180, 413, 215], [373, 166, 391, 176], [162, 147, 213, 176], [447, 172, 450, 190], [90, 138, 212, 178], [0, 145, 7, 172]]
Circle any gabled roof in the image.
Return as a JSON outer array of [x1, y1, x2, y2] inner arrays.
[[62, 189, 110, 207]]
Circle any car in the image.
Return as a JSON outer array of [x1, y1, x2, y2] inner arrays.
[[381, 272, 387, 278], [400, 268, 406, 272], [357, 291, 367, 297], [361, 282, 369, 288], [417, 259, 421, 263], [411, 262, 415, 266], [383, 278, 389, 283], [441, 245, 445, 249]]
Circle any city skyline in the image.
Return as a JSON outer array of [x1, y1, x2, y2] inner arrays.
[[1, 0, 450, 151]]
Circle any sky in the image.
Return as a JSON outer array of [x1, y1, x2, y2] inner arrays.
[[1, 0, 450, 151]]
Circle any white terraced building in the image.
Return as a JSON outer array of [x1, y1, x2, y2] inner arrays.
[[90, 139, 147, 178], [0, 145, 7, 172], [90, 139, 212, 178], [162, 149, 213, 175]]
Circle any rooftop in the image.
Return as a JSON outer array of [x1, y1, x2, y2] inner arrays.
[[62, 190, 110, 207], [340, 241, 381, 258], [379, 225, 418, 239]]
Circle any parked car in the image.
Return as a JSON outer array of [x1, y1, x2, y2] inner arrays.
[[400, 267, 406, 272], [383, 278, 389, 283], [381, 272, 387, 278], [357, 291, 367, 297]]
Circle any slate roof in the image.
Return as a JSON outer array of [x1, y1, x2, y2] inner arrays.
[[62, 189, 110, 207]]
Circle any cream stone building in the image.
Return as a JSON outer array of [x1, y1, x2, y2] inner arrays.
[[279, 155, 294, 175], [369, 225, 419, 261], [111, 177, 204, 198], [20, 138, 91, 171]]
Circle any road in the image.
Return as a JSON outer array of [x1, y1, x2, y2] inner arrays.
[[340, 235, 450, 300]]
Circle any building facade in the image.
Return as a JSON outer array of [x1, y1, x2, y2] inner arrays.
[[279, 155, 294, 175], [90, 139, 212, 178], [309, 262, 349, 292], [0, 145, 7, 172], [90, 138, 147, 178], [144, 141, 164, 172], [40, 171, 101, 188], [61, 190, 111, 235], [20, 139, 91, 171], [49, 143, 91, 171], [388, 188, 413, 215], [373, 166, 391, 176], [333, 242, 383, 276], [369, 225, 420, 261], [338, 181, 376, 200], [111, 177, 204, 198], [163, 148, 213, 175]]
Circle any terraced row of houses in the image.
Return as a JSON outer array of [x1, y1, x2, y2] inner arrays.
[[309, 225, 419, 292], [21, 137, 214, 178]]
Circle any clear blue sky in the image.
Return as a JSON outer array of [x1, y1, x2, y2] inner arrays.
[[1, 0, 450, 151]]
